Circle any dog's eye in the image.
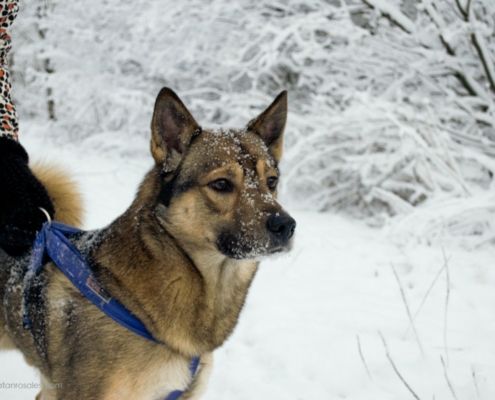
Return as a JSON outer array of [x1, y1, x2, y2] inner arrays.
[[209, 179, 233, 192], [267, 177, 278, 190]]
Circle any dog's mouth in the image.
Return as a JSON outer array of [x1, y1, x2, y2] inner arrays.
[[215, 230, 294, 260]]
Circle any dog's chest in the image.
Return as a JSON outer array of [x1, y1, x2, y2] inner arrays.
[[102, 352, 195, 400]]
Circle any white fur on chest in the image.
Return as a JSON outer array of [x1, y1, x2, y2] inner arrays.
[[102, 352, 198, 400]]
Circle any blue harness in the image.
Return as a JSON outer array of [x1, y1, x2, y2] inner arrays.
[[22, 221, 199, 400]]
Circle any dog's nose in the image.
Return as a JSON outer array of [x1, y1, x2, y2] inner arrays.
[[266, 214, 296, 241]]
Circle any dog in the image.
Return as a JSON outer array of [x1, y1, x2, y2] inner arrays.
[[0, 88, 296, 400]]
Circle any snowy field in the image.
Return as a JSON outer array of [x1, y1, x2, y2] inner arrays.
[[1, 130, 494, 399]]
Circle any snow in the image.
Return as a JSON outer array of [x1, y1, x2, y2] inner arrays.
[[1, 131, 494, 399], [2, 1, 495, 396]]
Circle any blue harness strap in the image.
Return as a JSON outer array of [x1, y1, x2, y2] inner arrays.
[[22, 221, 200, 400]]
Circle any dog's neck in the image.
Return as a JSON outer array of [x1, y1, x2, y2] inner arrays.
[[93, 167, 258, 356]]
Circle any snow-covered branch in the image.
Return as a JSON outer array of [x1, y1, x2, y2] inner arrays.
[[9, 0, 495, 245]]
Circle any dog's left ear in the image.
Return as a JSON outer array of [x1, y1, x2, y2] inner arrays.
[[150, 87, 200, 171], [247, 91, 287, 164]]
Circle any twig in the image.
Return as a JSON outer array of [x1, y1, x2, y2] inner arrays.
[[458, 0, 495, 94], [466, 0, 473, 20], [442, 248, 450, 366], [421, 1, 479, 97], [454, 0, 468, 20], [412, 67, 492, 127], [391, 263, 424, 356], [404, 255, 451, 338], [440, 356, 459, 400], [379, 332, 422, 400], [356, 335, 372, 381], [475, 233, 495, 249], [471, 31, 495, 95], [472, 365, 480, 398], [362, 0, 415, 34]]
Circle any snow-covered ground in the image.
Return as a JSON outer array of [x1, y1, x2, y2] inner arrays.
[[1, 132, 495, 399]]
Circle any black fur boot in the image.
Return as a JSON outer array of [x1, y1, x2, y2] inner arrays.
[[0, 137, 54, 255]]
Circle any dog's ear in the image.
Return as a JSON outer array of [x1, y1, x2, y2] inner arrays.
[[247, 91, 287, 164], [150, 87, 200, 171]]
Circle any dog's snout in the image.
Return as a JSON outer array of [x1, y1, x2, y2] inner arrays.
[[266, 214, 296, 241]]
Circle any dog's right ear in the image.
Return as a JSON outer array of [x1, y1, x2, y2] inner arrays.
[[150, 88, 200, 171]]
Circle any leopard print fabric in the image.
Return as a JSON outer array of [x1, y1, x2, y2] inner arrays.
[[0, 0, 18, 141]]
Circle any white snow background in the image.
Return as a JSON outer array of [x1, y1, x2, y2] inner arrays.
[[1, 0, 495, 399]]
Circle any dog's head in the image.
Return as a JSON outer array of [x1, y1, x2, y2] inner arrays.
[[150, 88, 296, 260]]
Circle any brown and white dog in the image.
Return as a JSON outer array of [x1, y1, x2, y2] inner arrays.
[[0, 88, 296, 400]]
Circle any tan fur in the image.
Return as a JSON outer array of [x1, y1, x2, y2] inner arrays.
[[37, 375, 58, 400], [31, 162, 84, 227], [0, 88, 294, 400], [0, 329, 16, 350]]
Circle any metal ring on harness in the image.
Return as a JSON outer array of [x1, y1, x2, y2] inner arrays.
[[39, 207, 52, 225]]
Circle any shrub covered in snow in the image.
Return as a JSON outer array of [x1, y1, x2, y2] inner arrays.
[[10, 0, 495, 245]]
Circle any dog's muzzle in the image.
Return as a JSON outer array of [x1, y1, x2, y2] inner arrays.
[[266, 213, 296, 242]]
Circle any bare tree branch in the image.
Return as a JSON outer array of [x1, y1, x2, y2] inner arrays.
[[472, 365, 480, 398], [471, 32, 495, 95], [391, 263, 424, 355], [441, 356, 459, 400], [404, 255, 451, 338], [442, 248, 451, 366], [356, 335, 373, 380], [455, 0, 468, 20], [362, 0, 415, 34], [379, 332, 422, 400]]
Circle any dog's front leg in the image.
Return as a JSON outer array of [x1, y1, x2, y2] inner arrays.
[[34, 375, 57, 400]]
